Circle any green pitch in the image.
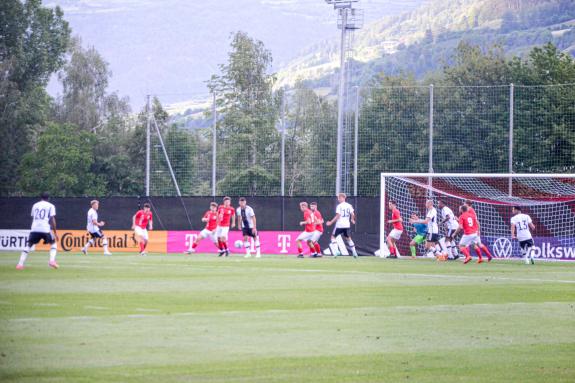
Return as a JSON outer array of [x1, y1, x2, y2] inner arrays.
[[1, 253, 574, 383]]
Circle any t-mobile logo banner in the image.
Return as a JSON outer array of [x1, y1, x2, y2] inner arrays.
[[487, 236, 575, 261], [167, 231, 304, 255]]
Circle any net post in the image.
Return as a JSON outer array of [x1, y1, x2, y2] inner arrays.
[[509, 83, 514, 197], [354, 86, 359, 197], [380, 173, 386, 255], [145, 95, 151, 197], [280, 89, 286, 197], [428, 84, 434, 196], [212, 92, 217, 198]]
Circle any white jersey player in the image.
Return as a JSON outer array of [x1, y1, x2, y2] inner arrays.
[[438, 200, 459, 260], [17, 192, 59, 270], [237, 197, 260, 258], [510, 206, 536, 264], [81, 200, 112, 256], [411, 199, 446, 259], [326, 193, 358, 258]]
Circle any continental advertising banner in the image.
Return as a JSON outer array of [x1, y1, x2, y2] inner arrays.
[[0, 230, 166, 253]]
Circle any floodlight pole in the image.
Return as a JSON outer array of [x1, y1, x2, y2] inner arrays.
[[212, 92, 217, 197], [335, 7, 348, 195], [145, 95, 151, 197]]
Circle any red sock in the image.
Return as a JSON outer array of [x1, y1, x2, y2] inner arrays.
[[474, 247, 483, 260], [389, 244, 396, 255], [314, 243, 321, 254], [461, 247, 471, 259], [139, 242, 145, 252], [192, 242, 198, 249], [297, 244, 303, 254], [308, 243, 315, 253], [481, 244, 493, 259], [222, 241, 228, 250]]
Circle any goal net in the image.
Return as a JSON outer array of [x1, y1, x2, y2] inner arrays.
[[380, 173, 575, 261]]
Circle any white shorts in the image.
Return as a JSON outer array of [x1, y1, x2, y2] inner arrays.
[[199, 229, 217, 243], [388, 229, 403, 240], [311, 230, 323, 242], [459, 233, 480, 247], [215, 226, 229, 239], [297, 231, 315, 242], [134, 226, 148, 240]]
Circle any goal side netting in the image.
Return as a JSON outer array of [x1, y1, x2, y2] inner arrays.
[[380, 173, 575, 261]]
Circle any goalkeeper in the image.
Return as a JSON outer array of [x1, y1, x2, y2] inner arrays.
[[409, 213, 427, 258]]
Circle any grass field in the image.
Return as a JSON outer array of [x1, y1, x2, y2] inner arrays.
[[0, 252, 574, 383]]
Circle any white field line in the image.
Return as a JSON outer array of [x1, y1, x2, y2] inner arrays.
[[32, 303, 60, 307], [8, 301, 572, 323], [83, 305, 109, 310]]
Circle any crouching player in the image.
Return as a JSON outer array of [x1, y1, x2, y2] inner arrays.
[[186, 202, 219, 254], [409, 213, 428, 258]]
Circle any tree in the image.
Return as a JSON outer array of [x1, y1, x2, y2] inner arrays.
[[0, 0, 70, 195], [18, 123, 105, 196], [207, 31, 280, 195]]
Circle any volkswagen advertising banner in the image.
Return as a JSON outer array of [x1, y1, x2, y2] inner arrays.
[[486, 236, 575, 261]]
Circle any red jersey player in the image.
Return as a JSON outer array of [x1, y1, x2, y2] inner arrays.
[[132, 202, 153, 256], [454, 205, 482, 264], [296, 202, 316, 258], [309, 202, 323, 258], [186, 202, 219, 254], [386, 200, 404, 258], [463, 200, 493, 262], [216, 196, 236, 256]]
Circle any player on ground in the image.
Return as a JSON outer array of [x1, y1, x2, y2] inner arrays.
[[326, 193, 358, 258], [463, 200, 493, 261], [81, 200, 112, 256], [410, 200, 445, 259], [438, 200, 459, 260], [296, 202, 316, 258], [237, 197, 261, 258], [510, 206, 536, 265], [132, 203, 153, 256], [17, 192, 59, 269], [309, 202, 323, 258], [453, 204, 483, 264], [386, 200, 403, 258], [409, 213, 428, 258], [216, 196, 235, 257], [186, 202, 219, 254]]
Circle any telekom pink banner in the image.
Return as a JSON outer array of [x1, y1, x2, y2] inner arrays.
[[167, 230, 307, 255]]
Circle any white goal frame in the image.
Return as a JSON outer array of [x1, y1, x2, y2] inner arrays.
[[379, 172, 575, 255]]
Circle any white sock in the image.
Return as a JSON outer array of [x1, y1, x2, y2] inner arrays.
[[102, 238, 109, 253], [84, 239, 94, 250], [49, 244, 57, 263], [348, 240, 358, 255], [18, 247, 30, 266], [255, 238, 260, 255], [244, 241, 251, 256]]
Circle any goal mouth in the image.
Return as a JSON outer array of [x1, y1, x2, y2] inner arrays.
[[379, 173, 575, 261]]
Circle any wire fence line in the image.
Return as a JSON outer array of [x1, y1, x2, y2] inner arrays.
[[150, 83, 575, 197]]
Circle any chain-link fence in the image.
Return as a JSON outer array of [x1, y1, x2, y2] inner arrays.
[[149, 83, 575, 197]]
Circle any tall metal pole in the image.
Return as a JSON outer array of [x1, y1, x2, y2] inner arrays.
[[151, 116, 182, 197], [335, 7, 348, 195], [428, 84, 434, 193], [353, 86, 359, 197], [212, 92, 217, 197], [145, 95, 151, 197], [509, 83, 514, 196], [281, 91, 286, 197]]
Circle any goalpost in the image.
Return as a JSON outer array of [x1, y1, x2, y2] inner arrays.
[[379, 173, 575, 261]]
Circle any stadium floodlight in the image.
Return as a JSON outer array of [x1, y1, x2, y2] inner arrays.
[[378, 173, 575, 261], [325, 0, 362, 195]]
